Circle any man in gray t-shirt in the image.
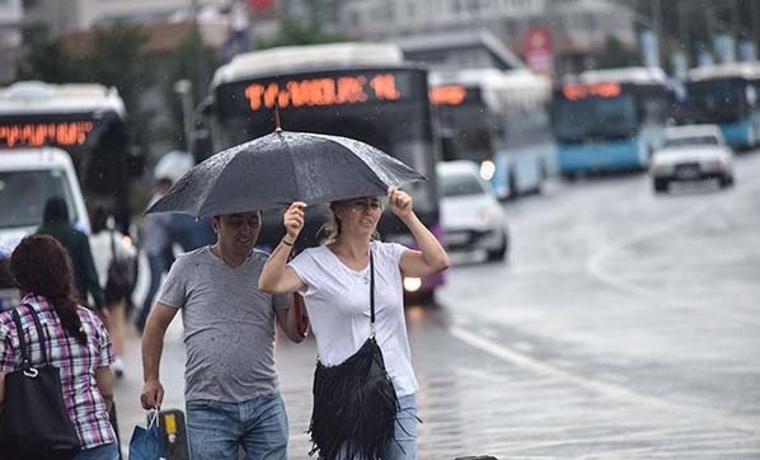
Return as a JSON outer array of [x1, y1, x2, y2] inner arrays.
[[140, 211, 304, 460]]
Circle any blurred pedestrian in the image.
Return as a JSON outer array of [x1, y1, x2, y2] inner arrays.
[[0, 235, 118, 459], [258, 187, 450, 459], [90, 207, 137, 378], [136, 177, 174, 333], [37, 196, 104, 310], [140, 210, 305, 460]]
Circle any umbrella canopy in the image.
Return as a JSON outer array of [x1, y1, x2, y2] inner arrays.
[[145, 130, 425, 217]]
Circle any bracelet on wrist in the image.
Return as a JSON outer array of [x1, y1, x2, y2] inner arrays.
[[281, 239, 295, 246]]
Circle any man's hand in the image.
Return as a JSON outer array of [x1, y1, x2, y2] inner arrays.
[[140, 379, 164, 410]]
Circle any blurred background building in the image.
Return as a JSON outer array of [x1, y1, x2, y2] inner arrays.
[[0, 0, 22, 82]]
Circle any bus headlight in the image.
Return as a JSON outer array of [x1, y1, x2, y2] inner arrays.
[[480, 161, 496, 181], [403, 277, 422, 292]]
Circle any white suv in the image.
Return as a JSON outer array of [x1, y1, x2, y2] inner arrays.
[[0, 147, 90, 308], [650, 125, 735, 194]]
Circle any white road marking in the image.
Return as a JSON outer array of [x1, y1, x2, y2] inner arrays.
[[449, 324, 760, 436]]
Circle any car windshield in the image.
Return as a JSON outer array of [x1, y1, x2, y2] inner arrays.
[[440, 170, 487, 197], [663, 135, 719, 148], [0, 169, 80, 229]]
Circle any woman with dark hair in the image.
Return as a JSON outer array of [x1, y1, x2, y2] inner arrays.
[[0, 235, 119, 460], [259, 187, 449, 459], [89, 207, 137, 378]]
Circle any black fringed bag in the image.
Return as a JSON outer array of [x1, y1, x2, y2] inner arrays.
[[308, 251, 400, 460]]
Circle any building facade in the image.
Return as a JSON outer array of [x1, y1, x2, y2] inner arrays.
[[0, 0, 22, 82], [338, 0, 637, 75]]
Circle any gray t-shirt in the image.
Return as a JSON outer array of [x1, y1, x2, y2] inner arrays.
[[158, 246, 289, 402]]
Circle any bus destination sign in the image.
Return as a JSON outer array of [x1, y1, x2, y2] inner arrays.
[[429, 85, 468, 106], [562, 83, 622, 101], [0, 121, 94, 148], [243, 73, 403, 111]]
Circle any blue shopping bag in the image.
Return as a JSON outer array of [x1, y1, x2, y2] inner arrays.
[[129, 411, 165, 460]]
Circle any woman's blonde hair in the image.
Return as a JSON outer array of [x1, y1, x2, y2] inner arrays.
[[320, 199, 382, 243]]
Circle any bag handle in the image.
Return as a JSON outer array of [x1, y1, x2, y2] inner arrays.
[[10, 304, 49, 370], [369, 250, 375, 326], [109, 227, 118, 262]]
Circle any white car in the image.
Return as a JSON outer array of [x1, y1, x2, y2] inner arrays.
[[0, 147, 91, 309], [437, 161, 509, 262], [650, 125, 735, 193]]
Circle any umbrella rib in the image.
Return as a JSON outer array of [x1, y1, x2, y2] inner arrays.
[[279, 131, 302, 203]]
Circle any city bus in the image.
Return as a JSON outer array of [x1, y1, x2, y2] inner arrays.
[[200, 42, 444, 298], [683, 63, 760, 150], [0, 81, 142, 232], [551, 67, 675, 178], [429, 68, 555, 199]]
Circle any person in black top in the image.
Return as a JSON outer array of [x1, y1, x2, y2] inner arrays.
[[36, 196, 104, 310]]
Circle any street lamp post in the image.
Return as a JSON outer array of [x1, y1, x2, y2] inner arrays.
[[174, 79, 194, 155]]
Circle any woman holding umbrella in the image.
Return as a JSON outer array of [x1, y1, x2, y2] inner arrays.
[[259, 186, 449, 459]]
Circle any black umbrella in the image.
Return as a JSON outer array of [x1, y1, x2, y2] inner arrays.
[[145, 130, 425, 217]]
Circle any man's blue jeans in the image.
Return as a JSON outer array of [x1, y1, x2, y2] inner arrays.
[[186, 393, 288, 460]]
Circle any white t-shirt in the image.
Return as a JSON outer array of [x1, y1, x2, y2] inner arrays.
[[288, 241, 418, 397]]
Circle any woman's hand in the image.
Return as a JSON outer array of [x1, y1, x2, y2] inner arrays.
[[284, 202, 306, 241], [387, 186, 413, 220]]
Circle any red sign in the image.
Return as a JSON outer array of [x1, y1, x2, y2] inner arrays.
[[243, 73, 402, 111], [0, 121, 94, 148], [562, 83, 622, 101], [429, 86, 467, 106], [248, 0, 273, 10], [524, 27, 553, 74]]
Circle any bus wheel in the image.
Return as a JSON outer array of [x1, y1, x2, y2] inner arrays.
[[720, 175, 734, 189], [653, 178, 669, 194], [562, 172, 578, 182]]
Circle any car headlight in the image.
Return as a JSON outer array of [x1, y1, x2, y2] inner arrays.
[[403, 277, 422, 292], [479, 206, 501, 225], [479, 161, 496, 181], [121, 235, 134, 250]]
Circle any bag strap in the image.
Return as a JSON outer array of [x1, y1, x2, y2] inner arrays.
[[369, 250, 375, 325], [10, 308, 31, 369], [10, 304, 49, 368], [109, 227, 117, 261]]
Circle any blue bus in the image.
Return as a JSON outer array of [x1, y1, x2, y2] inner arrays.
[[430, 68, 555, 199], [551, 67, 675, 178], [683, 63, 760, 150]]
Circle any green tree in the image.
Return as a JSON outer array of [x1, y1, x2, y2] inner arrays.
[[16, 39, 83, 82], [258, 0, 347, 48], [598, 35, 642, 69], [159, 28, 219, 150]]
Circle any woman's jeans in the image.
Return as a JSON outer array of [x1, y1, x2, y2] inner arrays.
[[336, 394, 418, 460], [73, 442, 120, 460], [379, 394, 418, 460], [186, 393, 289, 460]]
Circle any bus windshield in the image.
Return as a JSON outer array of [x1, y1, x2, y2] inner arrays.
[[553, 94, 638, 142], [686, 79, 747, 123], [0, 169, 81, 229]]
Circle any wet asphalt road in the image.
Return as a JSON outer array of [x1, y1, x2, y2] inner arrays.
[[115, 152, 760, 459]]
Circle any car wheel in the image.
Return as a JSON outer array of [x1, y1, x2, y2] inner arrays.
[[486, 230, 509, 262], [720, 175, 734, 188], [653, 178, 669, 194]]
